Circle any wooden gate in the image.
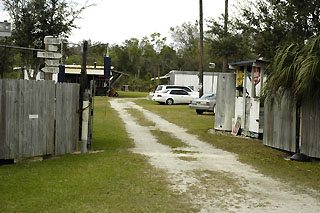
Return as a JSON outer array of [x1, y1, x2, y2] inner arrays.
[[0, 79, 80, 159]]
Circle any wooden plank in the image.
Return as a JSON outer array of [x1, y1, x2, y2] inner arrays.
[[55, 83, 63, 155], [263, 97, 274, 147], [4, 80, 19, 158], [48, 81, 55, 155], [301, 99, 320, 158], [55, 83, 80, 155], [0, 80, 6, 159], [263, 94, 296, 153], [72, 84, 80, 151]]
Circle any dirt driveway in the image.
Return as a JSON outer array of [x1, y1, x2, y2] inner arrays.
[[110, 98, 320, 212]]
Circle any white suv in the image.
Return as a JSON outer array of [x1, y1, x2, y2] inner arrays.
[[154, 85, 199, 98]]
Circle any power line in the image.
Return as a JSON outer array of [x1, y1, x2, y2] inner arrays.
[[0, 44, 45, 51]]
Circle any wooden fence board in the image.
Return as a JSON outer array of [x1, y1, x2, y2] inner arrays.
[[263, 94, 296, 153], [301, 99, 320, 158], [263, 97, 274, 147], [0, 80, 4, 158], [55, 83, 79, 155]]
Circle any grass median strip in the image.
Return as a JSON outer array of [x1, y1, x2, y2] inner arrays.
[[0, 97, 197, 213], [150, 130, 189, 149], [126, 108, 156, 127]]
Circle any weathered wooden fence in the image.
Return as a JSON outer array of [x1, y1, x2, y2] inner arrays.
[[0, 79, 79, 159], [55, 83, 80, 155], [264, 95, 320, 158]]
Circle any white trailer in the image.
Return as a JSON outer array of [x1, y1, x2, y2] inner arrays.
[[165, 70, 218, 94]]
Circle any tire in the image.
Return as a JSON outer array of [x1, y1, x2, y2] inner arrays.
[[166, 98, 174, 105], [196, 109, 203, 114]]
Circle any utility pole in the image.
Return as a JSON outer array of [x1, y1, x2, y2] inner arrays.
[[222, 0, 229, 72], [199, 0, 204, 97]]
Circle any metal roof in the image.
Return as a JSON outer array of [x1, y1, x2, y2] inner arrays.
[[228, 59, 268, 67]]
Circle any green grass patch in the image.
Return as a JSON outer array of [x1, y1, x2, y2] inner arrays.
[[126, 108, 155, 126], [0, 97, 197, 212], [117, 91, 149, 98], [151, 130, 189, 148], [173, 150, 199, 155], [134, 99, 320, 194], [178, 156, 198, 162]]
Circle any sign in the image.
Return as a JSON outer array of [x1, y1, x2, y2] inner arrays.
[[44, 36, 60, 45], [232, 117, 241, 136], [45, 59, 60, 66], [0, 21, 11, 37], [37, 52, 62, 59], [253, 67, 260, 84], [29, 114, 39, 119], [48, 45, 58, 52], [41, 66, 59, 73], [38, 36, 62, 75], [236, 71, 243, 86]]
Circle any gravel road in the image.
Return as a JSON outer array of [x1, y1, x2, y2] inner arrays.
[[110, 98, 320, 212]]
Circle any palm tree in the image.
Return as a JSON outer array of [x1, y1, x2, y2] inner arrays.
[[263, 34, 320, 156], [264, 35, 320, 102]]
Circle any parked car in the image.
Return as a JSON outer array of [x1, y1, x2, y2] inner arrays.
[[189, 93, 216, 114], [153, 85, 199, 97], [152, 89, 194, 105]]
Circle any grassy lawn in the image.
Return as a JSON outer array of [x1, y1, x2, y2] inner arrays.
[[0, 96, 194, 213], [117, 91, 149, 98], [134, 98, 320, 194]]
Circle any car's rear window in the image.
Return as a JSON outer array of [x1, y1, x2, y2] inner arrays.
[[201, 94, 216, 99], [156, 86, 163, 91], [161, 89, 169, 93]]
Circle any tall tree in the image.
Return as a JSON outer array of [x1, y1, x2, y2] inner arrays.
[[237, 0, 320, 60], [206, 16, 256, 71], [2, 0, 84, 78], [170, 22, 200, 70]]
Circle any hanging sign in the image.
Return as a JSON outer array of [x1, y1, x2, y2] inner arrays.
[[253, 67, 260, 84], [236, 71, 243, 86]]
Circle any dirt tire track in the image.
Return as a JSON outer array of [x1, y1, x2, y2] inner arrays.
[[110, 98, 320, 212]]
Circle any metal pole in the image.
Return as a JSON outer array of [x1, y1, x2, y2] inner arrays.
[[222, 0, 229, 72], [79, 40, 88, 152], [199, 0, 204, 97]]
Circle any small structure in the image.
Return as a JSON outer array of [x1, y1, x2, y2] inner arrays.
[[228, 59, 267, 138], [213, 59, 267, 137]]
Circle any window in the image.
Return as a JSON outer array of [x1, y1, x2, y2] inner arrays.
[[170, 90, 188, 95], [170, 90, 179, 95], [183, 87, 191, 92]]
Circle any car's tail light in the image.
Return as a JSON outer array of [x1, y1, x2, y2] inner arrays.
[[206, 101, 210, 106], [157, 94, 162, 97]]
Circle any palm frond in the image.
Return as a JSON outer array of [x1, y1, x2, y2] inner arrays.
[[263, 34, 320, 103]]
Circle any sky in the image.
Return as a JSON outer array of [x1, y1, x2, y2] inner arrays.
[[0, 0, 239, 45], [70, 0, 238, 45]]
